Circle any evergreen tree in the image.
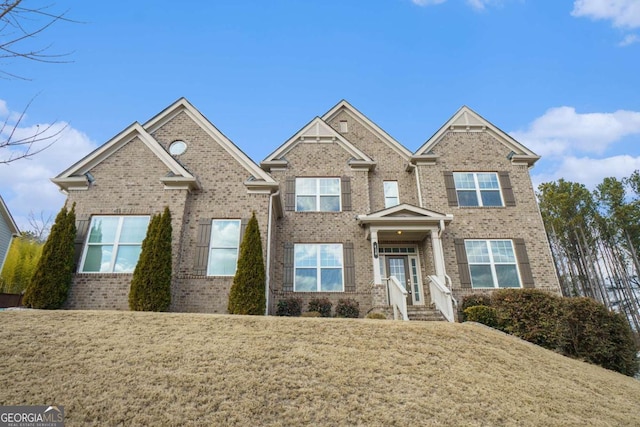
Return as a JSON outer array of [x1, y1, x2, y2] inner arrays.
[[23, 203, 76, 309], [129, 207, 172, 311], [228, 212, 265, 315]]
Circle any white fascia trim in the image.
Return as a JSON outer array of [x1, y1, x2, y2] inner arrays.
[[0, 196, 19, 235], [160, 176, 201, 191], [348, 159, 377, 171], [50, 176, 90, 191], [145, 98, 277, 185], [365, 203, 451, 219], [321, 101, 413, 161], [244, 180, 280, 194]]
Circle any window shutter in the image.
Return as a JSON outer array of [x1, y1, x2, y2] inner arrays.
[[341, 176, 352, 211], [74, 219, 90, 271], [283, 243, 294, 292], [193, 219, 212, 276], [285, 178, 296, 211], [513, 238, 534, 288], [454, 239, 472, 288], [239, 217, 249, 244], [343, 242, 355, 292], [444, 172, 458, 207], [499, 172, 516, 206]]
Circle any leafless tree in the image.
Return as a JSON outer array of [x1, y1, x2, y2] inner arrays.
[[1, 1, 73, 164]]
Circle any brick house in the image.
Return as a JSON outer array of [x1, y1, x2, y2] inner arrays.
[[52, 98, 560, 320]]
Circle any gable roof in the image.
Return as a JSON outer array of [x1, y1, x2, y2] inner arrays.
[[413, 106, 540, 166], [322, 100, 413, 161], [261, 116, 376, 171], [0, 195, 20, 236], [356, 203, 453, 225], [52, 122, 201, 191]]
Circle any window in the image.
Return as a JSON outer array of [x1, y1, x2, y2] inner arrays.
[[81, 216, 150, 273], [294, 244, 343, 292], [208, 220, 241, 276], [464, 240, 520, 288], [453, 172, 503, 207], [296, 178, 341, 212], [384, 181, 399, 208], [339, 120, 348, 133], [169, 140, 187, 155]]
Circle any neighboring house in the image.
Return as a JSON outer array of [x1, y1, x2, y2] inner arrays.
[[0, 195, 20, 273], [52, 98, 560, 320]]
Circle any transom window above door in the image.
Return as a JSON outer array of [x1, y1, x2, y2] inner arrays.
[[296, 178, 341, 212], [453, 172, 503, 207]]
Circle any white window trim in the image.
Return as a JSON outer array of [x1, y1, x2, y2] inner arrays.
[[383, 181, 399, 208], [207, 219, 241, 276], [295, 177, 342, 212], [294, 243, 344, 292], [80, 215, 150, 273], [378, 245, 423, 305], [454, 172, 504, 207], [465, 239, 522, 289]]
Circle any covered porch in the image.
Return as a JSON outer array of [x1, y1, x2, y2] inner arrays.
[[356, 204, 456, 321]]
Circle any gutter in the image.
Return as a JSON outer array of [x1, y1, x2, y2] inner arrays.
[[265, 190, 280, 315]]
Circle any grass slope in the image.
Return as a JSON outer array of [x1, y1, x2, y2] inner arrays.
[[1, 310, 639, 426]]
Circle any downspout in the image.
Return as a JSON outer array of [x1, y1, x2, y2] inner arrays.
[[414, 164, 423, 208], [265, 190, 279, 315]]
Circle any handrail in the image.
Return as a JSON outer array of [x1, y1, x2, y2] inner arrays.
[[428, 275, 455, 322], [387, 276, 409, 321]]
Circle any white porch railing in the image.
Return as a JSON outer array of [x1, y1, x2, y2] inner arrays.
[[428, 275, 455, 322], [387, 276, 409, 321]]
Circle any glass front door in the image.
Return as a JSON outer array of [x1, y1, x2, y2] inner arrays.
[[386, 256, 412, 306]]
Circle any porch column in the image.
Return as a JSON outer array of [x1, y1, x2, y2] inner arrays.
[[371, 229, 382, 285], [431, 229, 446, 280]]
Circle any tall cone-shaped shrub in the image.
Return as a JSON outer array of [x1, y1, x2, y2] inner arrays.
[[129, 207, 172, 311], [228, 212, 265, 315], [23, 203, 76, 309]]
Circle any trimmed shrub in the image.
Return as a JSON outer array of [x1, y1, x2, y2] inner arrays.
[[463, 305, 498, 328], [560, 297, 639, 377], [491, 289, 563, 349], [301, 311, 321, 318], [335, 298, 359, 318], [308, 297, 332, 317], [23, 203, 76, 309], [276, 297, 302, 317], [228, 212, 266, 315], [460, 293, 492, 321], [366, 312, 387, 320]]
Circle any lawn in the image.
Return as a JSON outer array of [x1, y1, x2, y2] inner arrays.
[[1, 310, 639, 426]]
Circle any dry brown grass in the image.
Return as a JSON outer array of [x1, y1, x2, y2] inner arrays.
[[1, 310, 639, 426]]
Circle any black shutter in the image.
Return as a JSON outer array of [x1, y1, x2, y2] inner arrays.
[[444, 172, 458, 207], [193, 219, 212, 276], [514, 238, 534, 288], [285, 178, 296, 211], [283, 243, 294, 292], [499, 172, 516, 207], [343, 242, 355, 292], [341, 177, 352, 211], [454, 239, 472, 288], [74, 218, 90, 272]]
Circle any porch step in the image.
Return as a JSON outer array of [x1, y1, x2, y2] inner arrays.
[[406, 306, 446, 321]]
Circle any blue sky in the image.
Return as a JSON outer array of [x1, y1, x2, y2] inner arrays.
[[1, 0, 640, 231]]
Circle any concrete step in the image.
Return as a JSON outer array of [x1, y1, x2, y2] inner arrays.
[[406, 306, 446, 321]]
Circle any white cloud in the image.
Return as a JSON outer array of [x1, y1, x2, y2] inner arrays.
[[619, 33, 640, 46], [532, 155, 640, 189], [510, 106, 640, 157], [0, 100, 97, 232], [572, 0, 640, 29]]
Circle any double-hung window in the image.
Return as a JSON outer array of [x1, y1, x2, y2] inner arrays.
[[464, 240, 520, 288], [383, 181, 399, 208], [454, 172, 503, 207], [294, 244, 344, 292], [81, 216, 150, 273], [296, 178, 341, 212], [207, 220, 241, 276]]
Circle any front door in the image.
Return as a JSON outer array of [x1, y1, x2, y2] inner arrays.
[[386, 256, 412, 306]]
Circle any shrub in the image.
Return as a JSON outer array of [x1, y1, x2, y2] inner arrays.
[[23, 203, 76, 309], [366, 312, 387, 320], [308, 298, 332, 317], [228, 212, 266, 315], [301, 311, 321, 318], [463, 305, 498, 328], [335, 298, 359, 318], [276, 297, 302, 317], [491, 289, 563, 349], [460, 293, 492, 321], [560, 297, 639, 377]]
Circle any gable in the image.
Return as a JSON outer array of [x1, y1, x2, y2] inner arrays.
[[0, 196, 19, 236], [261, 117, 376, 172], [413, 106, 541, 167]]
